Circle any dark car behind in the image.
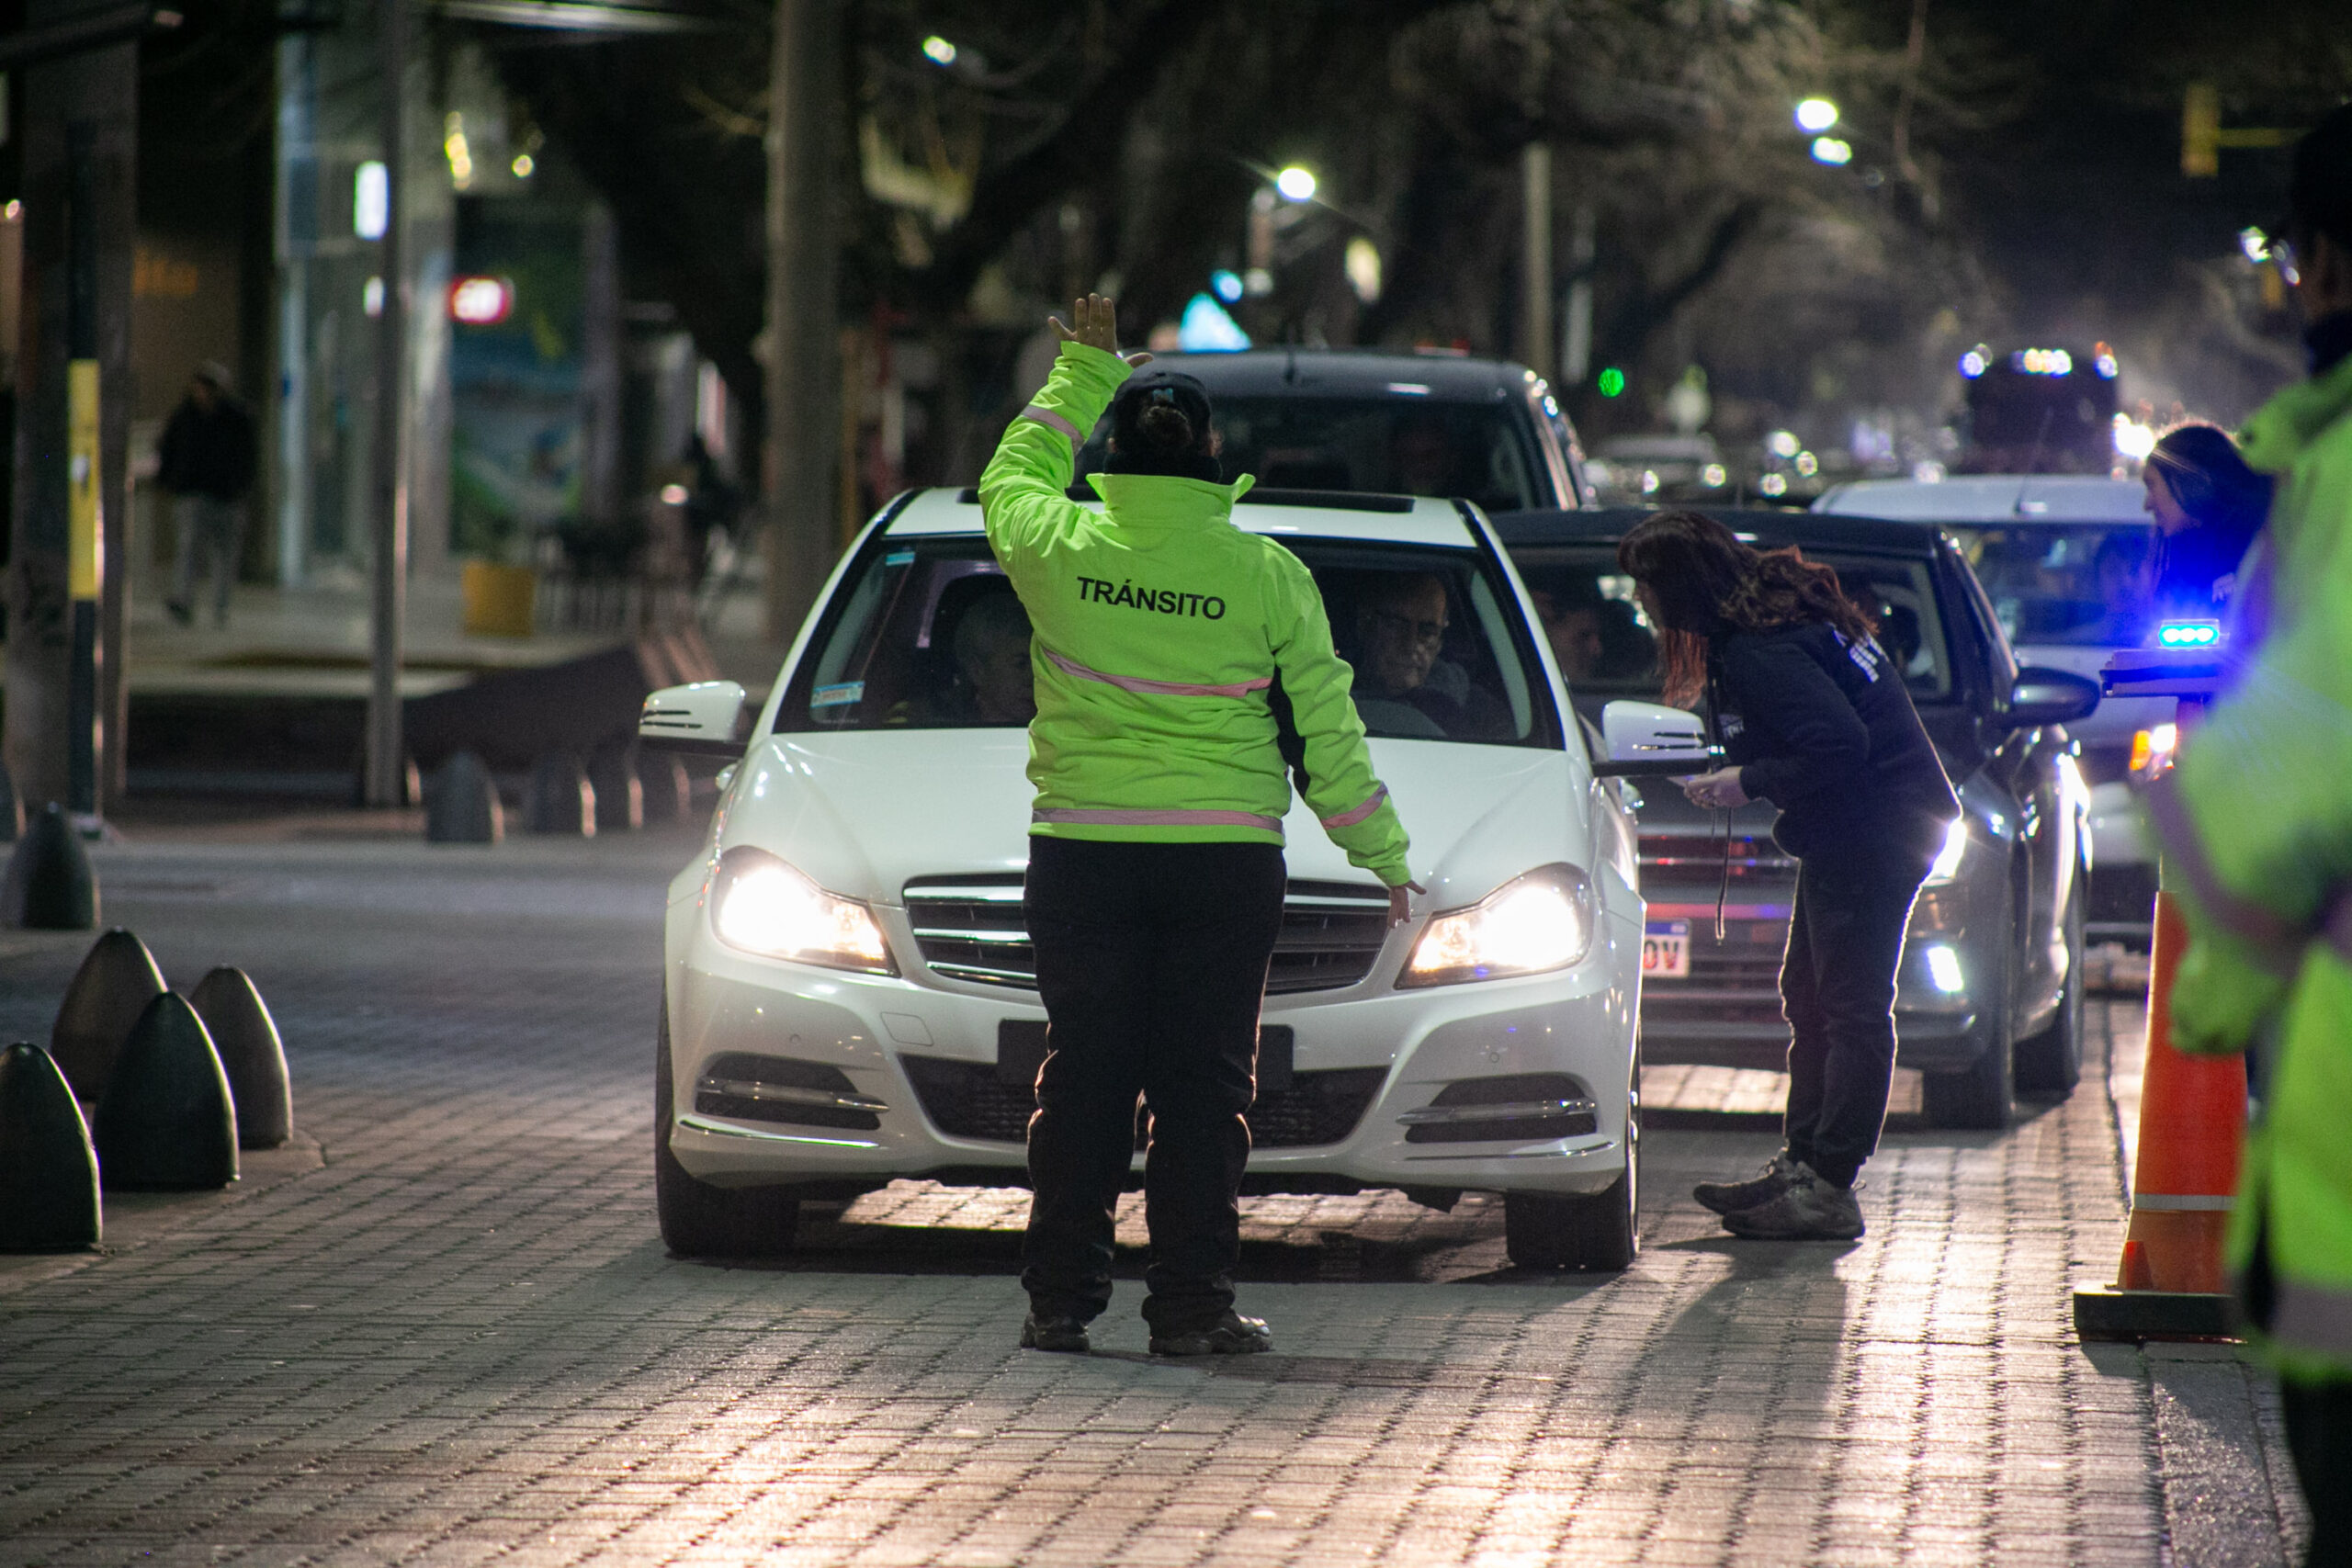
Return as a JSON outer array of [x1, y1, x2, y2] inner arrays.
[[1074, 349, 1591, 513], [1495, 506, 2098, 1130]]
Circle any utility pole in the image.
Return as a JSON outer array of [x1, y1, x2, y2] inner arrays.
[[763, 0, 845, 645], [364, 0, 410, 807], [1519, 143, 1554, 382], [1561, 202, 1595, 386], [5, 8, 135, 827]]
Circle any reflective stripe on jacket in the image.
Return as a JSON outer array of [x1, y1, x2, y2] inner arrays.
[[978, 342, 1413, 886], [2147, 349, 2352, 1382]]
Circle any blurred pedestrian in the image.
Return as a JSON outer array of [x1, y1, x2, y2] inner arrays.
[[1618, 511, 1958, 1242], [2143, 423, 2270, 624], [158, 361, 256, 628], [981, 294, 1419, 1358], [2146, 102, 2352, 1568]]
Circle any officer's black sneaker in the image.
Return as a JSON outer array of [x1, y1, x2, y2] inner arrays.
[[1148, 1311, 1273, 1357], [1693, 1150, 1799, 1215], [1019, 1313, 1091, 1353]]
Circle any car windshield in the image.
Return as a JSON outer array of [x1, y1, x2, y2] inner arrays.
[[1510, 547, 1956, 705], [1946, 524, 2156, 647], [777, 532, 1555, 746], [1077, 396, 1544, 513]]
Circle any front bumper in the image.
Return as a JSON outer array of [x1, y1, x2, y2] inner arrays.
[[663, 897, 1645, 1201]]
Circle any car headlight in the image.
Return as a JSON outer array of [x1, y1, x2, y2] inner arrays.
[[1399, 864, 1594, 987], [1924, 817, 1968, 886], [710, 849, 895, 975]]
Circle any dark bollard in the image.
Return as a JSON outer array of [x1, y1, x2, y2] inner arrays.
[[187, 967, 292, 1150], [638, 750, 694, 825], [425, 751, 503, 844], [526, 753, 596, 837], [92, 994, 238, 1191], [0, 1043, 102, 1251], [50, 927, 167, 1101], [586, 746, 644, 832], [3, 803, 97, 931], [0, 761, 23, 841]]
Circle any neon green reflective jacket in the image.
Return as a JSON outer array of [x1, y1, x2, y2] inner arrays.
[[978, 341, 1413, 886], [2147, 350, 2352, 1382]]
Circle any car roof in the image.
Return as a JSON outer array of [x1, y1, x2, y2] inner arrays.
[[884, 485, 1489, 548], [1814, 474, 2146, 524], [1144, 349, 1542, 402], [1491, 504, 1942, 558]]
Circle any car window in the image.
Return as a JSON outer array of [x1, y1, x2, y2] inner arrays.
[[1945, 524, 2156, 648], [1510, 546, 1956, 706], [1076, 397, 1546, 513], [776, 534, 1558, 747]]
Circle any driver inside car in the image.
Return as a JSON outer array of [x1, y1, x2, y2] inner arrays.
[[1351, 573, 1510, 739]]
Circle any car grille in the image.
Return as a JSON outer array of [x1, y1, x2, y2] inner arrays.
[[899, 1056, 1389, 1148], [900, 874, 1390, 994], [1641, 931, 1790, 1031]]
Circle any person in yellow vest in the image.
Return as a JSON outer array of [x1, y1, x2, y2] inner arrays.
[[980, 295, 1420, 1358], [2146, 104, 2352, 1566]]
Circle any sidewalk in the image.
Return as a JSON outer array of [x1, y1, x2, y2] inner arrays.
[[0, 834, 2313, 1566]]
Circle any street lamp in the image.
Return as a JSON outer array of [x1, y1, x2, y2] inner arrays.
[[1275, 165, 1317, 203], [1794, 97, 1838, 133], [1810, 136, 1853, 166]]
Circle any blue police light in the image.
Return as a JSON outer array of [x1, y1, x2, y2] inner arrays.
[[1209, 269, 1244, 304], [2155, 621, 2221, 649], [1958, 348, 1987, 378]]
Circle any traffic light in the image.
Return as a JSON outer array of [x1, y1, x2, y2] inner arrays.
[[2182, 83, 2219, 177], [2182, 83, 2292, 179]]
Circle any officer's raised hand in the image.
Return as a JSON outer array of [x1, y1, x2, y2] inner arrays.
[[1051, 293, 1154, 368]]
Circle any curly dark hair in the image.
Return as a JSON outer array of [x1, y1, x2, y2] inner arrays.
[[1616, 511, 1877, 706]]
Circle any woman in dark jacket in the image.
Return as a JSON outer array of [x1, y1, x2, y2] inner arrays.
[[2143, 423, 2271, 625], [1618, 512, 1959, 1241]]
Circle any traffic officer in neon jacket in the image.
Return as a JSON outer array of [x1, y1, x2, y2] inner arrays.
[[980, 294, 1419, 1359], [2146, 105, 2352, 1564]]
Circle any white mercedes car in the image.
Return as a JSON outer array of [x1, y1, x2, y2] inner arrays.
[[643, 485, 1652, 1269]]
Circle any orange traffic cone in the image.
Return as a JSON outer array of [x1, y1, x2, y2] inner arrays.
[[2074, 887, 2245, 1340]]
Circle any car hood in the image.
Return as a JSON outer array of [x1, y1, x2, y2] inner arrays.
[[716, 730, 1588, 909]]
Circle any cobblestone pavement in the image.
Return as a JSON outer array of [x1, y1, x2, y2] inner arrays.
[[0, 834, 2312, 1567]]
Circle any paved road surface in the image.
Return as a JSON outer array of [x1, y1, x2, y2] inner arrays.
[[0, 832, 2312, 1566]]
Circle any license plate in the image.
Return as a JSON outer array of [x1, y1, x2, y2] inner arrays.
[[1643, 920, 1690, 979]]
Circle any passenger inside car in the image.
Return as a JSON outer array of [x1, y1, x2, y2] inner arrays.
[[1530, 585, 1607, 682]]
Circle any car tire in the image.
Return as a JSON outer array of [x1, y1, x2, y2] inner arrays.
[[1920, 916, 2015, 1131], [2013, 883, 2085, 1097], [1504, 1066, 1640, 1271], [654, 995, 801, 1258]]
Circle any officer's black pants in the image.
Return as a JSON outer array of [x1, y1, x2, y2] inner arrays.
[[1781, 847, 1929, 1190], [1021, 836, 1286, 1332], [2286, 1377, 2352, 1568]]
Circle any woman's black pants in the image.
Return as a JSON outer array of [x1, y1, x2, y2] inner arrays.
[[1780, 847, 1930, 1190], [1021, 836, 1287, 1333]]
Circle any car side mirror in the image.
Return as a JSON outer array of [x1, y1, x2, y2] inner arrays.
[[1593, 699, 1717, 777], [639, 681, 749, 755], [1998, 666, 2100, 729]]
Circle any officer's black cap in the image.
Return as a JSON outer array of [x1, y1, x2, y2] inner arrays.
[[1110, 370, 1214, 446]]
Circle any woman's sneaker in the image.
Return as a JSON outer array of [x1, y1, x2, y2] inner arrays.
[[1693, 1151, 1799, 1215], [1721, 1162, 1865, 1241], [1019, 1313, 1091, 1353], [1148, 1311, 1273, 1357]]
